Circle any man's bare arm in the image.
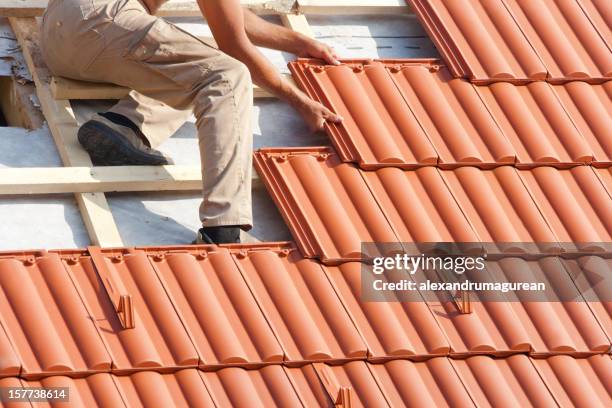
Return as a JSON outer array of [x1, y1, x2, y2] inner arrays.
[[242, 10, 340, 65], [197, 0, 342, 131]]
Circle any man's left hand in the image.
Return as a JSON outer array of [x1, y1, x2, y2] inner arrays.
[[298, 38, 340, 65]]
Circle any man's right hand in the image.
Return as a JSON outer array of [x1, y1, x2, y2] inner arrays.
[[293, 94, 344, 132]]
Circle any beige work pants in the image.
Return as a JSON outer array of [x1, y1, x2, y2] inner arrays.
[[41, 0, 253, 229]]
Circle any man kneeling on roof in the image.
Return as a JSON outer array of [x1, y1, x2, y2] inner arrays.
[[41, 0, 343, 244]]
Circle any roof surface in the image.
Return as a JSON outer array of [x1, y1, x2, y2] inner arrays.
[[0, 246, 610, 407], [1, 1, 611, 406]]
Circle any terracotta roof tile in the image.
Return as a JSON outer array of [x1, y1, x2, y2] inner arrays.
[[532, 354, 612, 407], [146, 247, 284, 367], [201, 365, 302, 407], [253, 148, 400, 263], [518, 166, 612, 246], [561, 256, 612, 341], [113, 369, 214, 407], [362, 167, 480, 243], [452, 355, 558, 406], [408, 0, 612, 83], [551, 81, 612, 167], [9, 355, 610, 408], [230, 245, 368, 363], [289, 60, 611, 169], [437, 166, 558, 247], [323, 262, 450, 359]]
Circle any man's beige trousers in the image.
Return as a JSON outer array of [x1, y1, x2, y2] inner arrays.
[[41, 0, 253, 229]]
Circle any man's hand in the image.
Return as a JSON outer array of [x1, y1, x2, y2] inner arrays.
[[297, 38, 340, 65], [292, 93, 343, 132]]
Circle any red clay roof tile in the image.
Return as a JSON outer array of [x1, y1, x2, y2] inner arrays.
[[253, 148, 401, 263], [201, 365, 302, 407], [323, 262, 450, 359], [551, 81, 612, 167], [113, 369, 214, 407], [532, 354, 612, 407], [289, 59, 611, 169], [231, 245, 368, 363], [408, 0, 612, 83], [433, 256, 610, 356], [451, 354, 557, 406], [147, 247, 284, 367], [518, 166, 612, 246], [362, 167, 480, 243], [561, 256, 612, 341]]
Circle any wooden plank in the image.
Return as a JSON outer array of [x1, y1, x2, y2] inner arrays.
[[51, 74, 295, 100], [297, 0, 411, 14], [0, 166, 202, 194], [0, 0, 296, 17], [50, 77, 128, 100], [10, 17, 124, 247], [280, 13, 314, 38], [0, 165, 261, 195]]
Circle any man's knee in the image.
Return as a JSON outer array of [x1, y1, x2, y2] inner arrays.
[[222, 57, 252, 93]]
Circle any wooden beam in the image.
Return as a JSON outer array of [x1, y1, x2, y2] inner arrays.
[[10, 17, 124, 247], [0, 0, 296, 17], [51, 74, 295, 100], [296, 0, 412, 14], [0, 166, 203, 194], [280, 13, 314, 38], [0, 165, 261, 195]]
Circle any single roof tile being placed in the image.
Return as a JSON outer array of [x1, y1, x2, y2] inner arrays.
[[289, 60, 610, 169], [408, 0, 612, 83], [289, 59, 440, 168]]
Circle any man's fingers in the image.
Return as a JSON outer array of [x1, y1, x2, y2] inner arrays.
[[323, 107, 343, 123], [325, 49, 341, 65]]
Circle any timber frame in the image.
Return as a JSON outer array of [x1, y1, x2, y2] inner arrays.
[[2, 1, 412, 246]]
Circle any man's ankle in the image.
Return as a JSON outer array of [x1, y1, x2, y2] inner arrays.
[[198, 226, 241, 244]]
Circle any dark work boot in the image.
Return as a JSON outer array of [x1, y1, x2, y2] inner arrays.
[[77, 113, 174, 166], [196, 226, 241, 244]]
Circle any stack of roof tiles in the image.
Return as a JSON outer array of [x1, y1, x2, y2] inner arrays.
[[1, 1, 610, 406]]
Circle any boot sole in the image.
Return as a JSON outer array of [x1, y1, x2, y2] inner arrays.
[[77, 121, 170, 166]]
